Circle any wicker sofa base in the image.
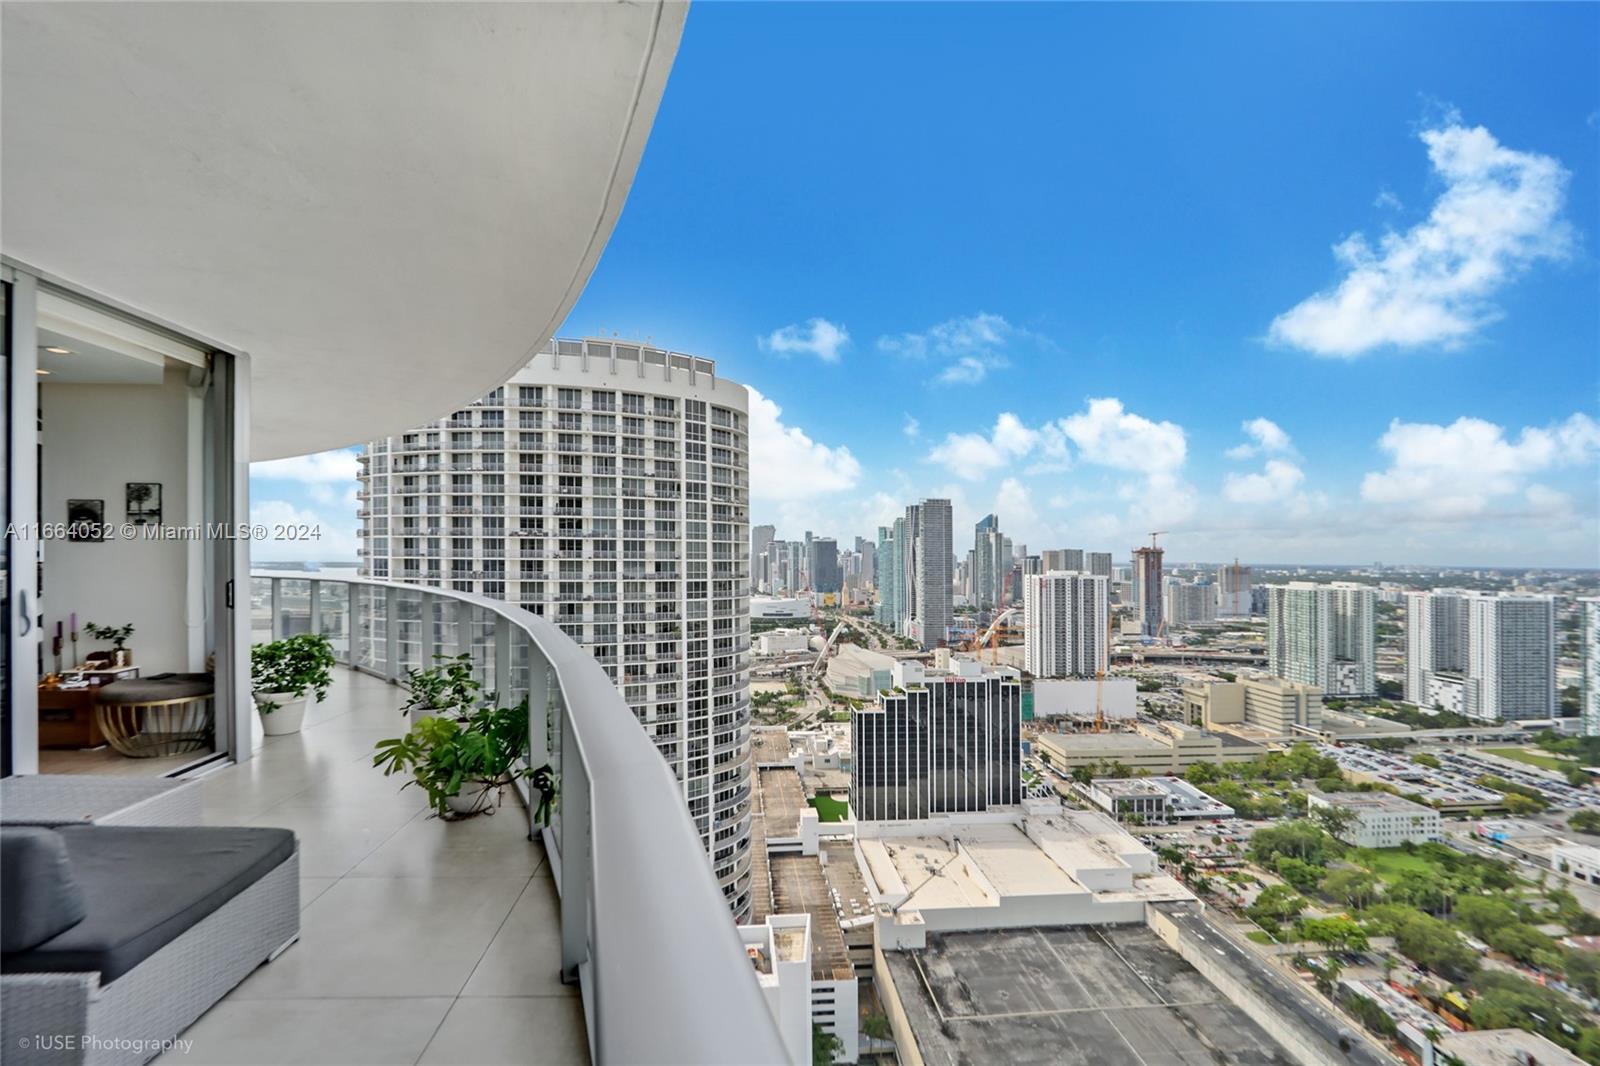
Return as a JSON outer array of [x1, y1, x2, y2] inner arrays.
[[1, 849, 300, 1066]]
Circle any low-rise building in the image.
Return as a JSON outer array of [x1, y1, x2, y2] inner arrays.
[[1182, 674, 1322, 737], [1084, 776, 1235, 823], [858, 804, 1193, 949], [1030, 678, 1137, 722], [824, 643, 897, 699], [1307, 791, 1441, 848], [758, 628, 813, 656], [738, 910, 860, 1065], [754, 595, 815, 620], [1554, 842, 1600, 887], [1433, 1029, 1586, 1066], [1034, 721, 1262, 776]]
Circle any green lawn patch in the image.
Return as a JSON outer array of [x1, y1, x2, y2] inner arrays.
[[1245, 930, 1275, 945], [1482, 747, 1571, 772], [810, 794, 850, 822], [1350, 848, 1436, 883]]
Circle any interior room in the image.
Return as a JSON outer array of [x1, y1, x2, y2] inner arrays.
[[31, 291, 225, 776]]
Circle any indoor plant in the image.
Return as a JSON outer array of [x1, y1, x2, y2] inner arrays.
[[372, 697, 550, 818], [400, 653, 484, 727], [84, 622, 136, 668], [250, 633, 336, 736]]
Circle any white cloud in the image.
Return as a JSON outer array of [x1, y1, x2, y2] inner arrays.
[[1373, 188, 1403, 211], [1270, 119, 1571, 357], [250, 499, 359, 563], [927, 412, 1064, 481], [747, 387, 862, 501], [1225, 417, 1294, 460], [1361, 412, 1600, 520], [902, 414, 921, 439], [878, 312, 1038, 386], [1223, 458, 1306, 504], [251, 449, 361, 483], [760, 318, 849, 363], [1059, 398, 1186, 474]]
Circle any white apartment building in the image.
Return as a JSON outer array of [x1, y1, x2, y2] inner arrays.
[[1405, 589, 1469, 705], [1266, 582, 1375, 697], [1464, 593, 1556, 722], [1583, 598, 1600, 737], [357, 338, 755, 918], [1407, 590, 1556, 722], [1163, 577, 1217, 626], [1022, 571, 1108, 679], [1308, 792, 1441, 848]]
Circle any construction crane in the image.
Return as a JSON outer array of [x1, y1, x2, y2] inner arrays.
[[1092, 608, 1118, 733], [1148, 531, 1167, 550]]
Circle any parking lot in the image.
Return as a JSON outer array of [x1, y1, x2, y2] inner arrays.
[[882, 925, 1294, 1065]]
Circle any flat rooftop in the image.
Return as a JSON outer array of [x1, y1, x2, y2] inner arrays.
[[1315, 791, 1433, 814], [882, 926, 1293, 1066], [769, 854, 854, 981], [757, 767, 806, 839]]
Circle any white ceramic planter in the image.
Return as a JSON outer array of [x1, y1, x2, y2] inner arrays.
[[408, 706, 442, 729], [255, 691, 308, 736], [446, 780, 499, 816]]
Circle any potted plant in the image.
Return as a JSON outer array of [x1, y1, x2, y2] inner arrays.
[[400, 653, 484, 727], [84, 622, 136, 668], [250, 633, 336, 736], [372, 698, 552, 818]]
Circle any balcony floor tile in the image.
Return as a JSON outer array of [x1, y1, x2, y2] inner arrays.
[[162, 669, 583, 1064], [418, 996, 588, 1066], [158, 996, 454, 1065]]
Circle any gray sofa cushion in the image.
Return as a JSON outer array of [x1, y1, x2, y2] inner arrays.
[[1, 825, 295, 983], [0, 828, 88, 952], [97, 674, 214, 704]]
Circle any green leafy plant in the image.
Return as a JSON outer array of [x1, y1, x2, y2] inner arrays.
[[250, 634, 336, 711], [84, 622, 135, 650], [400, 653, 484, 718], [372, 698, 551, 818]]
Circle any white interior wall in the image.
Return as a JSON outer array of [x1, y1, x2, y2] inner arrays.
[[41, 366, 199, 674]]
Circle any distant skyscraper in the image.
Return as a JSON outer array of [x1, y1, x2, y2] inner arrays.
[[1131, 545, 1164, 637], [851, 659, 1020, 821], [1464, 593, 1556, 722], [1023, 571, 1108, 678], [1041, 548, 1083, 573], [1164, 578, 1217, 626], [1405, 590, 1554, 722], [1087, 552, 1113, 580], [1216, 560, 1251, 618], [752, 524, 775, 593], [1266, 582, 1375, 697], [903, 499, 953, 648], [972, 514, 1011, 611], [1582, 598, 1600, 737], [875, 525, 899, 628], [813, 536, 841, 593], [1404, 590, 1469, 705]]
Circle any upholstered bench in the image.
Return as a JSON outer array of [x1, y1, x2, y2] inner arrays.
[[1, 825, 299, 1066], [94, 675, 214, 758]]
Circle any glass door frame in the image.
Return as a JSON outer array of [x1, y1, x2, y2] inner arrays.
[[1, 260, 252, 774]]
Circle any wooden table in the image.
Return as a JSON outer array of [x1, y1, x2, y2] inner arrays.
[[37, 668, 140, 749]]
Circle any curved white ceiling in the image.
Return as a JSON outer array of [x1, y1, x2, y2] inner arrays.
[[2, 1, 685, 458]]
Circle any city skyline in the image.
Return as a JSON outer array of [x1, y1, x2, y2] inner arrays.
[[254, 4, 1598, 567]]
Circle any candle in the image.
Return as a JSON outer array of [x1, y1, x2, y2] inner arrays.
[[70, 612, 77, 635], [56, 620, 63, 639]]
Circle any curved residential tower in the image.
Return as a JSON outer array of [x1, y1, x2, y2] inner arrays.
[[359, 338, 754, 918]]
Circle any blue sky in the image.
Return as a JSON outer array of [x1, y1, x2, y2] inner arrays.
[[253, 3, 1600, 567]]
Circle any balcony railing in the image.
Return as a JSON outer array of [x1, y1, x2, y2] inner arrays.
[[250, 570, 784, 1065]]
